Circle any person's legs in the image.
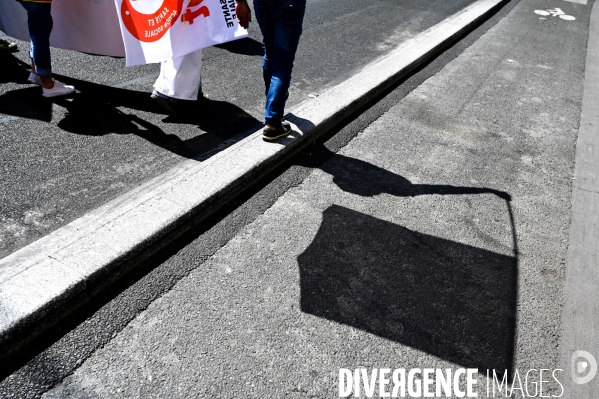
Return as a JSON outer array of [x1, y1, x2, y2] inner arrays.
[[154, 50, 203, 100], [253, 0, 276, 96], [152, 49, 203, 114], [20, 1, 53, 87], [263, 0, 305, 129], [18, 1, 73, 97]]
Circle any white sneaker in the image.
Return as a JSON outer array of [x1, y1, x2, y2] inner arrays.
[[42, 80, 75, 98], [27, 72, 42, 86]]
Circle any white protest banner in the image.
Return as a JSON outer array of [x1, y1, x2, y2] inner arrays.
[[0, 0, 126, 57], [115, 0, 248, 66]]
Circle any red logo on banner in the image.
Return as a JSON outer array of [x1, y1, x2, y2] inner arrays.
[[181, 0, 210, 24], [121, 0, 185, 42]]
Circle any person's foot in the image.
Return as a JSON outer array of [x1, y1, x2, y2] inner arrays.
[[0, 39, 18, 53], [42, 81, 75, 97], [262, 121, 292, 141], [151, 91, 182, 115], [27, 72, 42, 86]]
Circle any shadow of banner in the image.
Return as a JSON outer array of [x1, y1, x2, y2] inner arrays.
[[298, 205, 517, 373]]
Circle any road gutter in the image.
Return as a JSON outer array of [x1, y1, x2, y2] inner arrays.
[[0, 0, 508, 365]]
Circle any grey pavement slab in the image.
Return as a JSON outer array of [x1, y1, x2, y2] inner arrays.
[[0, 0, 480, 260], [559, 0, 599, 397], [0, 0, 506, 368], [39, 0, 592, 397]]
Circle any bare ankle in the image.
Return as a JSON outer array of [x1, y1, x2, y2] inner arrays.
[[40, 76, 54, 89]]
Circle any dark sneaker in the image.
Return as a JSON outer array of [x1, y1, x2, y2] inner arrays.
[[151, 91, 181, 115], [0, 39, 17, 53], [263, 121, 292, 141]]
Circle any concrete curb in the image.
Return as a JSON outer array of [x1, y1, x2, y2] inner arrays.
[[559, 0, 599, 397], [0, 0, 507, 364]]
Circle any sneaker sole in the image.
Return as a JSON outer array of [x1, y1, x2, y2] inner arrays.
[[262, 129, 291, 141], [42, 90, 75, 98]]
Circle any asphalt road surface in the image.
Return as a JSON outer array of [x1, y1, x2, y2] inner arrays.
[[35, 0, 593, 396], [2, 0, 595, 397], [0, 0, 478, 260]]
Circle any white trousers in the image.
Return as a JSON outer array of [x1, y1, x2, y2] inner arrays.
[[153, 49, 203, 101]]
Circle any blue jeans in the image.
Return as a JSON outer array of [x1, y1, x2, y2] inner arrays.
[[254, 0, 306, 128], [19, 1, 53, 77]]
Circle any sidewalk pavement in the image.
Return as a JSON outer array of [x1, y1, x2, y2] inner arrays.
[[0, 0, 508, 368], [559, 0, 599, 396], [38, 0, 597, 397]]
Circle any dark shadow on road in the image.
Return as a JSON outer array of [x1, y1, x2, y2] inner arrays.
[[299, 144, 512, 201], [54, 92, 261, 160], [285, 113, 509, 201], [214, 37, 264, 56], [291, 136, 518, 373], [0, 85, 53, 122], [0, 53, 53, 122], [0, 52, 30, 85], [298, 205, 517, 373], [0, 53, 262, 160]]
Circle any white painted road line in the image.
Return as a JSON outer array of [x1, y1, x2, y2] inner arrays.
[[565, 0, 588, 5], [0, 0, 507, 362], [535, 8, 577, 20]]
